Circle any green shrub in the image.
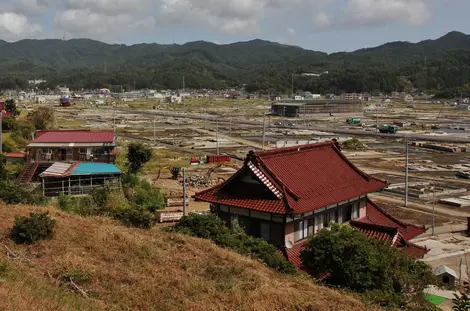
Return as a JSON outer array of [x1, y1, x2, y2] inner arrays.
[[300, 224, 436, 308], [0, 181, 48, 205], [175, 213, 296, 274], [115, 206, 155, 229], [127, 180, 165, 213], [342, 138, 366, 150], [10, 212, 56, 244]]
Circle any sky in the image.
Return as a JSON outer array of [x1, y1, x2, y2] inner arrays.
[[0, 0, 468, 53]]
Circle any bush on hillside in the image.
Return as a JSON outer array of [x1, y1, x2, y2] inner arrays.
[[300, 224, 435, 308], [0, 181, 48, 205], [57, 184, 158, 229], [114, 206, 155, 229], [10, 212, 56, 244], [126, 179, 166, 213], [174, 213, 296, 274]]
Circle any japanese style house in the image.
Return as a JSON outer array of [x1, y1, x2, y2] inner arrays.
[[18, 130, 117, 183], [194, 142, 427, 268]]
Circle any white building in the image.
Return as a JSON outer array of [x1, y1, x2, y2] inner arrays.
[[28, 79, 46, 85]]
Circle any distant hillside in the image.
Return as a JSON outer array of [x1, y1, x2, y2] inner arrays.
[[0, 31, 470, 97], [0, 204, 379, 311]]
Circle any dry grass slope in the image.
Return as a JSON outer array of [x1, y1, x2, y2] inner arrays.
[[0, 204, 380, 311]]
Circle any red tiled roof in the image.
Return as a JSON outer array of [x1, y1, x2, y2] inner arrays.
[[404, 242, 429, 259], [195, 142, 387, 215], [32, 130, 115, 143], [354, 199, 426, 240], [280, 239, 307, 270], [350, 221, 401, 246], [5, 153, 25, 158]]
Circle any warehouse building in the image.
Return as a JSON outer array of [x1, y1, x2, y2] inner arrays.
[[271, 99, 363, 117]]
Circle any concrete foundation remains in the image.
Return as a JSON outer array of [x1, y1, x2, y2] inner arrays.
[[385, 182, 467, 199], [439, 195, 470, 207]]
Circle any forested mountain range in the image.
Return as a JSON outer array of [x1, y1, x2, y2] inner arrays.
[[1, 31, 469, 97]]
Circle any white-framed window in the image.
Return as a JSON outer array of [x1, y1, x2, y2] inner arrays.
[[352, 204, 360, 219], [294, 220, 308, 241], [314, 214, 324, 233]]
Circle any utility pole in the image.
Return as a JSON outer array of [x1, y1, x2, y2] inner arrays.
[[204, 107, 207, 130], [182, 168, 187, 216], [262, 105, 266, 150], [375, 101, 379, 131], [229, 106, 232, 137], [153, 106, 156, 145], [291, 73, 294, 99], [0, 109, 3, 154], [216, 120, 219, 155], [113, 102, 116, 133], [405, 136, 409, 207], [182, 74, 185, 92], [432, 186, 436, 236]]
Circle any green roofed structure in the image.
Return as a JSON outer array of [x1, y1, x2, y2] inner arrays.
[[39, 162, 122, 196]]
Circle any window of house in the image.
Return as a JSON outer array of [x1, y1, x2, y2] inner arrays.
[[260, 223, 270, 242], [352, 204, 360, 219], [314, 214, 324, 233], [328, 209, 338, 225], [294, 220, 308, 242], [307, 218, 315, 236], [343, 205, 353, 222]]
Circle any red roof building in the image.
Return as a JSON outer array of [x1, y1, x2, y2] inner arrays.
[[0, 102, 12, 119], [194, 142, 427, 269], [32, 130, 115, 144], [18, 130, 117, 184]]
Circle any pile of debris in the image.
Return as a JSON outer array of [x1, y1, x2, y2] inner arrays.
[[185, 175, 213, 188]]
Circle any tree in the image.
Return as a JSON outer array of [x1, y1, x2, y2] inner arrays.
[[0, 155, 7, 180], [300, 224, 435, 308], [5, 99, 19, 118], [27, 106, 55, 130], [126, 142, 152, 173], [1, 117, 16, 131]]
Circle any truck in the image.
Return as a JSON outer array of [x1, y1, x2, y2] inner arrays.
[[346, 117, 361, 124], [378, 125, 398, 134]]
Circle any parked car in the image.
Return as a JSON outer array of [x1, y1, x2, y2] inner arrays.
[[288, 122, 296, 127]]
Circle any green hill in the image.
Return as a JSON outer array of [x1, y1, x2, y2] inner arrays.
[[1, 32, 470, 96]]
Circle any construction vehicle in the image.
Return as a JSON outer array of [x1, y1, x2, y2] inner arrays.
[[378, 125, 398, 134], [346, 117, 361, 124]]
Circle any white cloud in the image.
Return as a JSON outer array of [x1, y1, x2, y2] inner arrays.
[[314, 12, 331, 28], [64, 0, 152, 15], [0, 12, 43, 40], [155, 0, 305, 36], [345, 0, 431, 26], [0, 0, 435, 42], [55, 9, 155, 39]]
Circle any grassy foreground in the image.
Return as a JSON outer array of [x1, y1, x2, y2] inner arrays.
[[0, 204, 380, 311]]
